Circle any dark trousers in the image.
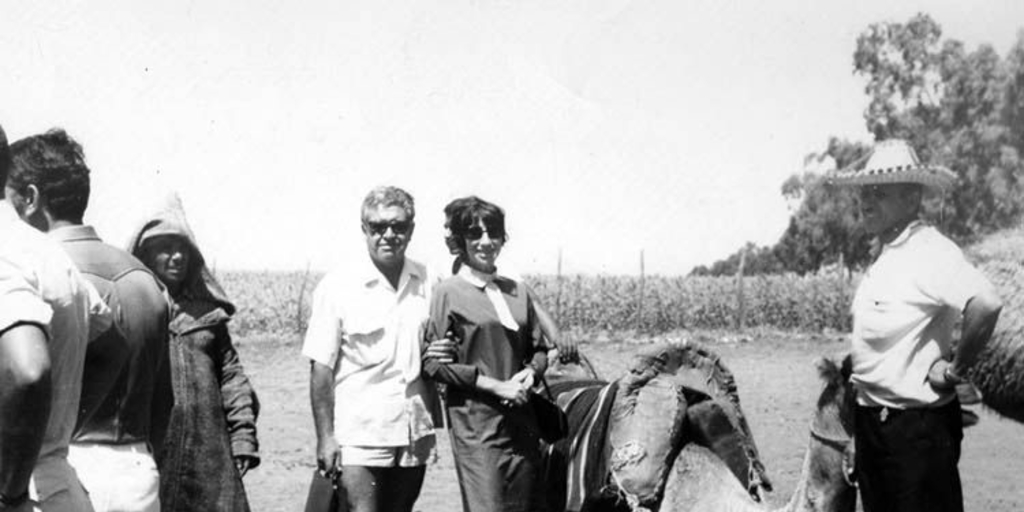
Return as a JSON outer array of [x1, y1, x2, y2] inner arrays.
[[855, 400, 963, 512]]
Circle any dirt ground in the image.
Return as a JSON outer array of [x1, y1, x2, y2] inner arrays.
[[237, 332, 1024, 511]]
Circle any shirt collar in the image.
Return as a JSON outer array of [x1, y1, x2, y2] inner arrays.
[[49, 224, 101, 243], [0, 200, 22, 227], [361, 257, 421, 291], [456, 264, 513, 289], [884, 220, 925, 249]]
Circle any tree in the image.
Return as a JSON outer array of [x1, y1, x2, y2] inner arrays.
[[772, 138, 873, 274], [695, 16, 1024, 276], [695, 138, 872, 276], [854, 14, 1024, 242]]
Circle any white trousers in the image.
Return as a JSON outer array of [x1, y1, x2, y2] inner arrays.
[[67, 442, 160, 512]]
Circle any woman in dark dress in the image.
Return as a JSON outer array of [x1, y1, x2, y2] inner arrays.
[[422, 196, 551, 512], [128, 196, 260, 512]]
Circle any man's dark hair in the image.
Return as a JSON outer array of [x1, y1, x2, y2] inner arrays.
[[0, 124, 10, 187], [8, 129, 91, 222]]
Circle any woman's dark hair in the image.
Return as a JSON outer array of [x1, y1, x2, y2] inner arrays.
[[445, 196, 507, 259]]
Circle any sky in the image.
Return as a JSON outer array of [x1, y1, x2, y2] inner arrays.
[[2, 0, 1023, 276]]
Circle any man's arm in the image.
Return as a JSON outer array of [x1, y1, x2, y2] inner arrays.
[[310, 361, 340, 476], [525, 287, 578, 363], [953, 289, 1003, 373], [930, 289, 1003, 388], [0, 323, 52, 504]]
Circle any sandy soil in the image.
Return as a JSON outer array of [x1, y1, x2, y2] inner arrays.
[[237, 332, 1024, 511]]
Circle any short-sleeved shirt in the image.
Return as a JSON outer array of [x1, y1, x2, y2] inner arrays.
[[850, 221, 995, 408], [302, 258, 437, 447], [0, 201, 111, 498], [51, 225, 171, 445]]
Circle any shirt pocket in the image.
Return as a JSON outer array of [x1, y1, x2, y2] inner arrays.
[[858, 293, 915, 348], [342, 324, 390, 367]]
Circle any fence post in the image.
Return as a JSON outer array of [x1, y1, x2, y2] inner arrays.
[[296, 262, 311, 335], [735, 246, 747, 330], [637, 249, 646, 332], [555, 248, 563, 326]]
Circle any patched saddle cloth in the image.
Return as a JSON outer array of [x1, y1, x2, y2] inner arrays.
[[546, 344, 771, 512]]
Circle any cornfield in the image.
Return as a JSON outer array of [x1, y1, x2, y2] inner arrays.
[[218, 270, 856, 338]]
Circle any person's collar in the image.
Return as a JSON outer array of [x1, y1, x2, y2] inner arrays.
[[0, 200, 19, 225], [361, 257, 420, 290], [49, 224, 101, 243], [884, 219, 925, 248], [456, 264, 511, 289]]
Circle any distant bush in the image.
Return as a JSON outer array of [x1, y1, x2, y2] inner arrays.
[[525, 273, 854, 333], [218, 269, 856, 338], [220, 270, 319, 339]]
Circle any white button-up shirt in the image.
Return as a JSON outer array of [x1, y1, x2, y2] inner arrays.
[[0, 201, 110, 500], [302, 257, 437, 446], [850, 221, 995, 408]]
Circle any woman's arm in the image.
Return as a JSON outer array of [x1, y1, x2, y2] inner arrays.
[[421, 292, 479, 389], [214, 324, 261, 472]]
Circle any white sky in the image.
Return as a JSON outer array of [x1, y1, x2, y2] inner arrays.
[[2, 1, 1022, 275]]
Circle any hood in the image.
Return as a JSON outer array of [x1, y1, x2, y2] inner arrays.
[[126, 193, 236, 316]]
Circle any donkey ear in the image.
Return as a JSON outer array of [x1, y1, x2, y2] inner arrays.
[[840, 354, 853, 380], [816, 357, 840, 381]]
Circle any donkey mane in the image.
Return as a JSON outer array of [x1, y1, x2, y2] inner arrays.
[[815, 355, 855, 434]]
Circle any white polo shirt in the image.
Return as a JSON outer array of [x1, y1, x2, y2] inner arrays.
[[302, 258, 437, 447], [0, 201, 111, 501], [850, 221, 995, 408]]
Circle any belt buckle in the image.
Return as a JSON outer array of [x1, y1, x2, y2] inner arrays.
[[879, 407, 889, 423]]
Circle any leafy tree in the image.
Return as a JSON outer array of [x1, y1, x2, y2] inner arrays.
[[695, 16, 1024, 276], [772, 138, 873, 274], [854, 14, 1024, 241], [689, 242, 784, 276]]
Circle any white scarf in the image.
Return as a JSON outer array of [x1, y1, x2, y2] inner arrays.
[[457, 265, 519, 331]]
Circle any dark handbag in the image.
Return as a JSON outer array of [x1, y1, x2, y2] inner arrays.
[[303, 470, 347, 512], [530, 376, 569, 443]]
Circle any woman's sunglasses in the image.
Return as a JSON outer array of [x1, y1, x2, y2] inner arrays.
[[464, 225, 504, 241]]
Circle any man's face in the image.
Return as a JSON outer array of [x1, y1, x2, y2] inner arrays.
[[857, 184, 919, 236], [362, 204, 413, 271]]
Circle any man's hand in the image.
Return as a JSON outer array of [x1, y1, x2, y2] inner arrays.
[[424, 338, 459, 364], [316, 436, 342, 478], [553, 338, 579, 364], [234, 455, 256, 478], [928, 359, 961, 391]]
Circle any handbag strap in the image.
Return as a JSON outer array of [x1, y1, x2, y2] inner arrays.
[[538, 373, 556, 401]]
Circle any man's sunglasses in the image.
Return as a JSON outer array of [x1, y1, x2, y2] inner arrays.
[[364, 221, 413, 236], [465, 225, 504, 241]]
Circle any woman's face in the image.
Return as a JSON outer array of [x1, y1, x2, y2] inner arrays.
[[141, 235, 192, 292], [462, 220, 503, 273]]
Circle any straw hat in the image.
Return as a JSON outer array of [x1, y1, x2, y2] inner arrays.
[[827, 139, 957, 189]]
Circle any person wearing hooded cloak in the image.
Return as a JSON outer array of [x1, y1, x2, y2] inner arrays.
[[127, 195, 260, 512]]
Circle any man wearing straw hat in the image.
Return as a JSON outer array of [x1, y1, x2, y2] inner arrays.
[[828, 139, 1003, 512]]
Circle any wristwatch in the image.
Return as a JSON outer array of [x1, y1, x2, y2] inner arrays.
[[0, 489, 28, 508]]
